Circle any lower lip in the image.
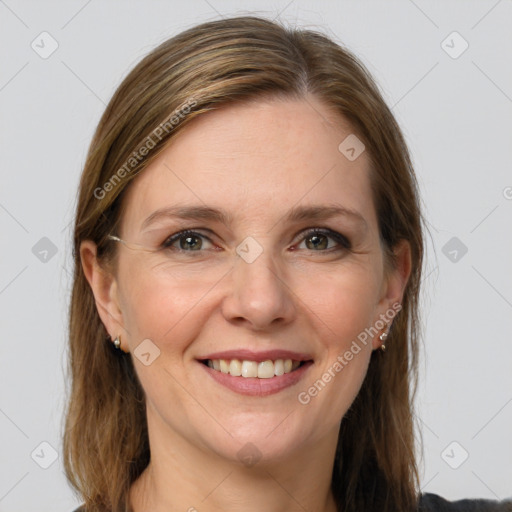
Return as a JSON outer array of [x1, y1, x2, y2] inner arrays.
[[198, 360, 313, 397]]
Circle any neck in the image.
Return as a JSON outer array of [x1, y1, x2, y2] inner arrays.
[[130, 407, 340, 512]]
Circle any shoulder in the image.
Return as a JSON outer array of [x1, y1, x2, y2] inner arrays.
[[419, 493, 512, 511], [71, 507, 85, 512]]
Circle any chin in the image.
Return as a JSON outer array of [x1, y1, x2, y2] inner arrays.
[[199, 414, 312, 465]]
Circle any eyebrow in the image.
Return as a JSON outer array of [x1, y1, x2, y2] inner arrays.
[[141, 205, 232, 231], [141, 204, 367, 231]]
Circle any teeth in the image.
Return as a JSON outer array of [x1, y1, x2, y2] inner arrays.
[[241, 360, 258, 378], [229, 359, 242, 376], [258, 360, 274, 379], [206, 358, 304, 378]]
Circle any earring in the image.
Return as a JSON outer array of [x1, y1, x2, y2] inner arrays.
[[379, 330, 388, 352], [113, 335, 122, 350]]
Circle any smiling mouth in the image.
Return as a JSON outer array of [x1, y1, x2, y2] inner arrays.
[[200, 358, 311, 379]]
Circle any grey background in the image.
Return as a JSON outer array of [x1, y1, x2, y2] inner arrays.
[[1, 1, 511, 510]]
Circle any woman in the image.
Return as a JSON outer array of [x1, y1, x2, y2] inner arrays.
[[63, 16, 511, 512]]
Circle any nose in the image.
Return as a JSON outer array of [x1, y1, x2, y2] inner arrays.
[[221, 248, 296, 331]]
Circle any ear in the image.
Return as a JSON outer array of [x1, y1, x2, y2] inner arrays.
[[80, 240, 126, 350], [373, 239, 412, 350]]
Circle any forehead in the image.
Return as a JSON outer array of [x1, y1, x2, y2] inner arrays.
[[121, 96, 377, 233]]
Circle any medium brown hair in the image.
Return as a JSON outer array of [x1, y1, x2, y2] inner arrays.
[[63, 15, 424, 512]]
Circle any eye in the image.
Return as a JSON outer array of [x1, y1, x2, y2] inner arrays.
[[161, 230, 215, 252], [296, 228, 351, 252]]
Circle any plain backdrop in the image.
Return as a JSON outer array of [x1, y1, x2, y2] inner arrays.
[[0, 1, 511, 510]]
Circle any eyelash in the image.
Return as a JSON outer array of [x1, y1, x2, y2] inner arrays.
[[161, 228, 351, 254]]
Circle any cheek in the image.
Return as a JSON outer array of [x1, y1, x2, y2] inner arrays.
[[292, 265, 380, 417], [298, 263, 382, 349], [295, 305, 375, 431], [117, 264, 212, 350]]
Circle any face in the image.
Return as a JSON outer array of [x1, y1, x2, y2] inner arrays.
[[85, 95, 409, 465]]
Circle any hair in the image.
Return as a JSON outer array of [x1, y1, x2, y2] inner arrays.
[[63, 15, 424, 512]]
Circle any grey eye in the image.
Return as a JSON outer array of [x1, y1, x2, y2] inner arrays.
[[163, 231, 214, 251], [297, 229, 351, 251]]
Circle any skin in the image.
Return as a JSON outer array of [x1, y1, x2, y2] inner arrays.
[[81, 95, 411, 512]]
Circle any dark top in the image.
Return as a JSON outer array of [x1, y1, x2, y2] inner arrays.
[[418, 493, 512, 511], [72, 493, 512, 511]]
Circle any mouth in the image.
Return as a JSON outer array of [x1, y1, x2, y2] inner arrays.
[[196, 353, 314, 396], [199, 358, 310, 378]]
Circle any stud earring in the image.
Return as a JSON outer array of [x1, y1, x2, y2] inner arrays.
[[113, 335, 122, 350]]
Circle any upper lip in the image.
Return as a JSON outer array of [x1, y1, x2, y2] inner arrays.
[[197, 349, 314, 363]]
